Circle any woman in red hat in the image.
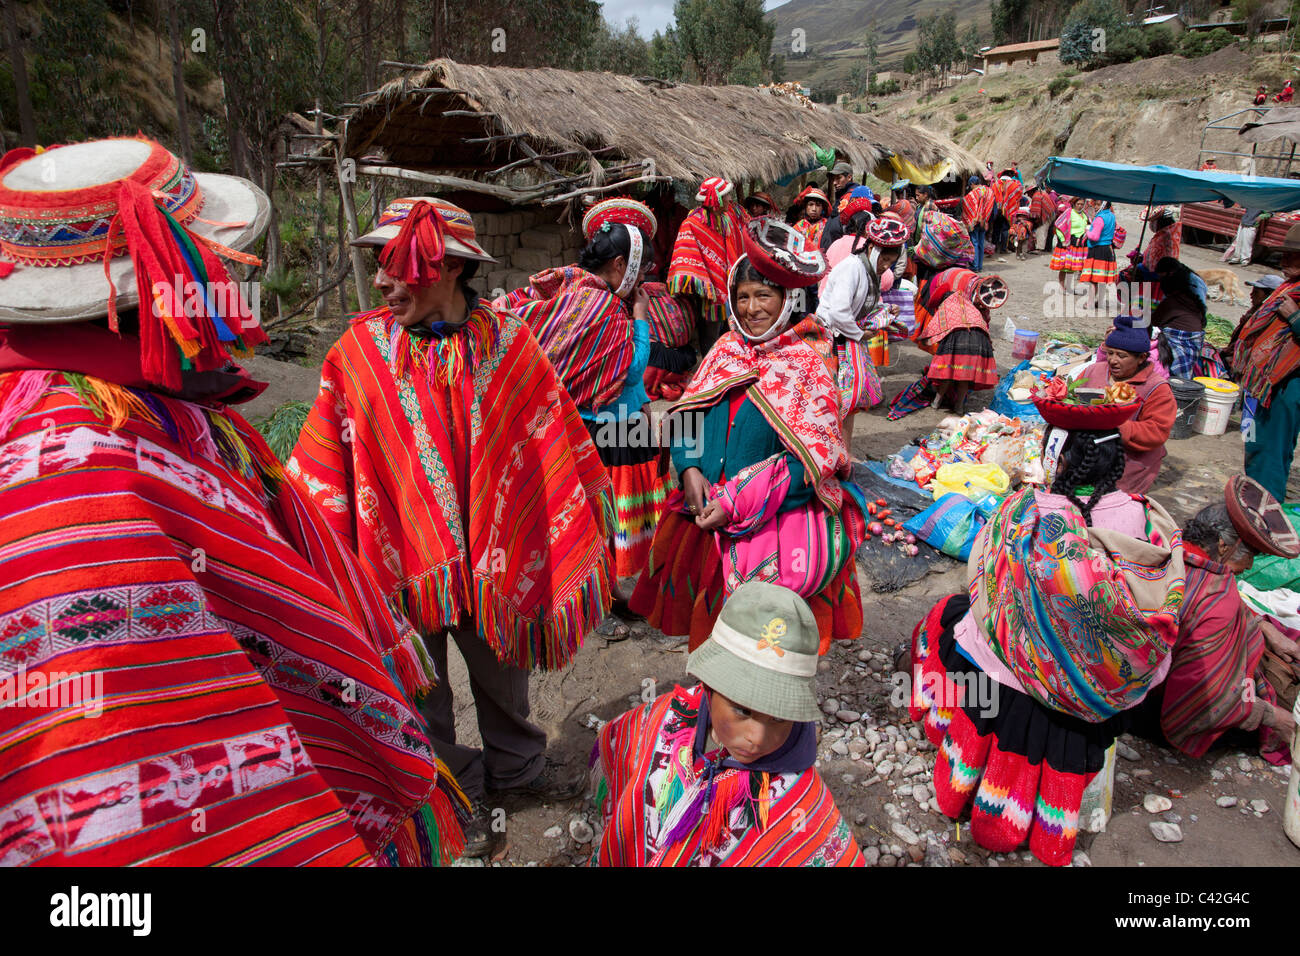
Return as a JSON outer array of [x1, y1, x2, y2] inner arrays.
[[631, 218, 872, 654], [291, 195, 613, 857], [495, 197, 690, 594], [1155, 475, 1300, 760], [909, 385, 1186, 866]]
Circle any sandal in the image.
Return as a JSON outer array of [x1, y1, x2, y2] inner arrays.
[[596, 616, 631, 642]]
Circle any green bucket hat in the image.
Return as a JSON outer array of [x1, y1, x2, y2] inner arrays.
[[686, 581, 821, 723]]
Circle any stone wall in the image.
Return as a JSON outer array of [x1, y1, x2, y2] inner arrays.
[[465, 207, 584, 298]]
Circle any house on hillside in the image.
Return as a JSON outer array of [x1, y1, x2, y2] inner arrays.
[[981, 39, 1061, 73], [1141, 12, 1185, 35]]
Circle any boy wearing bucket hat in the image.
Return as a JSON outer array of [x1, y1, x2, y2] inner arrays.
[[593, 581, 863, 866], [0, 138, 465, 865], [289, 196, 612, 857], [1231, 223, 1300, 501], [1156, 475, 1300, 759]]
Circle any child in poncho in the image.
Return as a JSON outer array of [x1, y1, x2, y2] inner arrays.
[[593, 581, 864, 866]]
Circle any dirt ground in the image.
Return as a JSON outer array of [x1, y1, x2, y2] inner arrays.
[[248, 226, 1298, 867]]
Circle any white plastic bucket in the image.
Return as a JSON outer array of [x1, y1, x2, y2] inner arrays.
[[1192, 377, 1239, 436], [1284, 696, 1300, 849]]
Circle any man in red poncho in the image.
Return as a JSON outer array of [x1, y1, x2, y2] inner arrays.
[[290, 196, 615, 857]]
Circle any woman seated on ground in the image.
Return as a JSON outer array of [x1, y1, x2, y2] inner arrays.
[[1150, 256, 1209, 380], [893, 210, 999, 417], [497, 197, 682, 591], [1076, 316, 1175, 494], [593, 581, 864, 866], [629, 218, 871, 653], [909, 389, 1186, 866], [1148, 476, 1300, 760]]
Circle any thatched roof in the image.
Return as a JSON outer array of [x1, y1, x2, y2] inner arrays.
[[342, 59, 978, 201]]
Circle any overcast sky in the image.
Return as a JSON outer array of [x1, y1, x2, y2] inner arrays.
[[601, 0, 791, 38]]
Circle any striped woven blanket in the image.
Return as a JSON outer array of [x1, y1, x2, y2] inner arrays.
[[0, 368, 463, 865]]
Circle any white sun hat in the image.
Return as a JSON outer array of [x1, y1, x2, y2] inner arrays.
[[0, 137, 269, 324]]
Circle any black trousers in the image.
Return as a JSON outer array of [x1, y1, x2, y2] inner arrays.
[[419, 624, 545, 802]]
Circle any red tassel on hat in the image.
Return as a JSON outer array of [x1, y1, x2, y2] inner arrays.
[[111, 179, 266, 389], [378, 200, 447, 287]]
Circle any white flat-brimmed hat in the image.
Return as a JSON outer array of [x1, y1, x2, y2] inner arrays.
[[353, 196, 495, 263], [0, 137, 269, 324]]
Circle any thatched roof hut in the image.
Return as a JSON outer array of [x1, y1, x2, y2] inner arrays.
[[341, 59, 978, 203]]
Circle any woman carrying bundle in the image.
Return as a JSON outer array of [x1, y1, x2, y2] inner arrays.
[[630, 218, 872, 653], [909, 386, 1186, 866], [889, 210, 1000, 417], [498, 197, 683, 588]]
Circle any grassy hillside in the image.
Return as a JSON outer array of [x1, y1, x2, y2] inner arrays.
[[769, 0, 992, 91], [868, 45, 1300, 176]]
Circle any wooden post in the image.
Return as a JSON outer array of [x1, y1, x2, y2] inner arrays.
[[338, 124, 371, 311]]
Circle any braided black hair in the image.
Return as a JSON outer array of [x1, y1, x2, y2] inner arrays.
[[578, 225, 654, 274], [1048, 427, 1127, 526]]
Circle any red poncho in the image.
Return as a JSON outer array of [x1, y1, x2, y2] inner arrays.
[[290, 303, 614, 670]]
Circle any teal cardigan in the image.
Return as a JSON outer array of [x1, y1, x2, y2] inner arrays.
[[670, 391, 813, 513]]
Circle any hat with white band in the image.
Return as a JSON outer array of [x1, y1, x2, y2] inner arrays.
[[686, 581, 821, 723]]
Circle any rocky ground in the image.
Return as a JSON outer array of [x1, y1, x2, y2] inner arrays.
[[246, 229, 1298, 868]]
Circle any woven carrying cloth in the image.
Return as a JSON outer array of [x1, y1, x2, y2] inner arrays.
[[498, 266, 636, 409], [667, 205, 746, 320], [0, 369, 465, 866], [289, 304, 614, 671], [968, 488, 1186, 722]]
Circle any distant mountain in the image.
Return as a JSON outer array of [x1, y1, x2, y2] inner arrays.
[[768, 0, 993, 88]]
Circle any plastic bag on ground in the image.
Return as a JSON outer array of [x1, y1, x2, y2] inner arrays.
[[850, 461, 958, 592], [931, 462, 1010, 501]]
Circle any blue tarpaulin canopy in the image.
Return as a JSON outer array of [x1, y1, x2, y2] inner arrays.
[[1038, 156, 1300, 212]]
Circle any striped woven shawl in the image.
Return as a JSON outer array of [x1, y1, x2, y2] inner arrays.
[[0, 369, 463, 865]]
